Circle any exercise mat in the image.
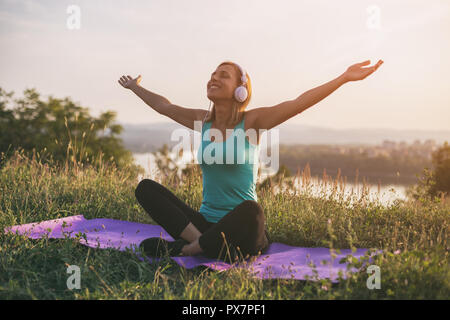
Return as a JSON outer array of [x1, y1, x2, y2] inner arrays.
[[4, 215, 375, 282]]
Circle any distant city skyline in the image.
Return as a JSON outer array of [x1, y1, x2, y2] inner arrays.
[[1, 0, 449, 131]]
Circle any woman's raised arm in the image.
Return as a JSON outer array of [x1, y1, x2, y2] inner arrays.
[[118, 74, 207, 131], [248, 59, 383, 131]]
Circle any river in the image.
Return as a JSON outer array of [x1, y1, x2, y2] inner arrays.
[[133, 152, 411, 206]]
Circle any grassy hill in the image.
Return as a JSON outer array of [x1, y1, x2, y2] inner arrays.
[[0, 151, 448, 299]]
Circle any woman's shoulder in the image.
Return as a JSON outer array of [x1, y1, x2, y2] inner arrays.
[[243, 110, 256, 131]]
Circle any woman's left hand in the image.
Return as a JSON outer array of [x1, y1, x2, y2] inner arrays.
[[343, 59, 383, 82]]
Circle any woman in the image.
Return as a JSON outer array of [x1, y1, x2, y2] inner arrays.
[[118, 59, 383, 263]]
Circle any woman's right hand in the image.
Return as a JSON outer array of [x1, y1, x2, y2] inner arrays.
[[118, 74, 142, 90]]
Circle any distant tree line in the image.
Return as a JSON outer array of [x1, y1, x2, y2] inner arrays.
[[278, 144, 433, 185]]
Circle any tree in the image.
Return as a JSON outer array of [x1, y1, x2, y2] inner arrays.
[[407, 141, 450, 200], [428, 141, 450, 197], [0, 88, 15, 155], [0, 87, 135, 169]]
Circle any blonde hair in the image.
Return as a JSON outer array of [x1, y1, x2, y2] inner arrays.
[[204, 61, 252, 126]]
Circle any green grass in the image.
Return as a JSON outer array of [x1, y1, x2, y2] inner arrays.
[[0, 150, 449, 299]]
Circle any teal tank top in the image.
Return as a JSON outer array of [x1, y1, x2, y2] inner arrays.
[[197, 113, 259, 223]]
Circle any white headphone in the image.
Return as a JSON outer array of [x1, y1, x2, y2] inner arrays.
[[202, 62, 248, 125], [233, 63, 249, 103]]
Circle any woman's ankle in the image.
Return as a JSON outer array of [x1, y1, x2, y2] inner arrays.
[[179, 222, 202, 243], [181, 238, 203, 256]]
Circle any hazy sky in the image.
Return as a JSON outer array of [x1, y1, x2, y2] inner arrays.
[[1, 0, 449, 130]]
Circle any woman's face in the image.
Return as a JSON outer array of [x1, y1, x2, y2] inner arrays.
[[207, 64, 239, 102]]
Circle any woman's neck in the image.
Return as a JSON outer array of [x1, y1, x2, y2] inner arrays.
[[214, 103, 233, 128]]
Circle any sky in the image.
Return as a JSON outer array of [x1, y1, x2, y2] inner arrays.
[[1, 0, 449, 131]]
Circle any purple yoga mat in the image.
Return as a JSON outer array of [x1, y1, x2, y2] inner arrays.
[[4, 215, 373, 282]]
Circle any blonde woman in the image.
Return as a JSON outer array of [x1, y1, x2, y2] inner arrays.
[[119, 59, 383, 262]]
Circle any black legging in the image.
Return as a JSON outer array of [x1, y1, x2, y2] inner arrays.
[[134, 179, 270, 262]]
